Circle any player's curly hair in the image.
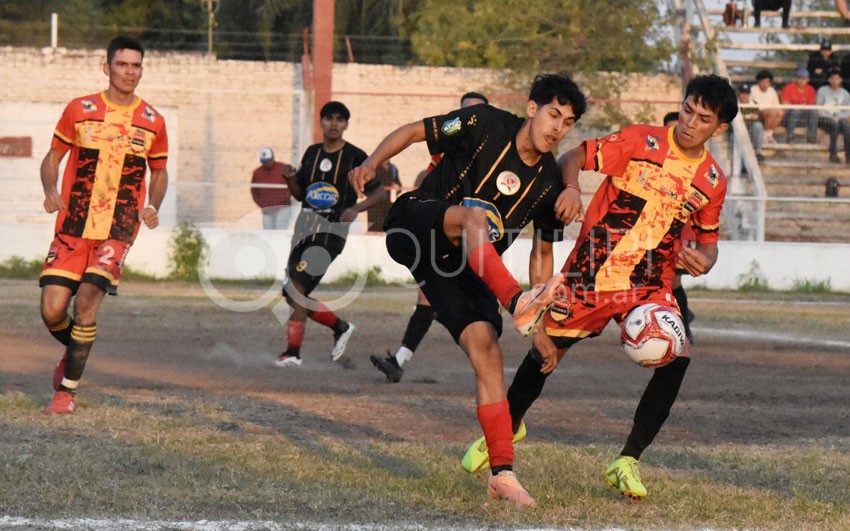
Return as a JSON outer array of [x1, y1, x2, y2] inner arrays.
[[529, 74, 587, 120], [685, 74, 739, 124], [107, 35, 145, 66]]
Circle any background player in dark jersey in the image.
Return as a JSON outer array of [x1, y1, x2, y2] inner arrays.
[[39, 36, 169, 414], [350, 74, 587, 507], [370, 91, 489, 383], [275, 101, 383, 368], [462, 74, 738, 501]]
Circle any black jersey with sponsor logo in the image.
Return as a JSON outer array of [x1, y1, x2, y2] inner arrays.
[[293, 141, 373, 244], [295, 141, 371, 222], [416, 104, 564, 254]]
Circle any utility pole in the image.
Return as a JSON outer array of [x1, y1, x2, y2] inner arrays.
[[207, 0, 217, 56], [312, 0, 334, 143]]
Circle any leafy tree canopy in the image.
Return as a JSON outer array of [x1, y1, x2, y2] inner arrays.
[[402, 0, 672, 75]]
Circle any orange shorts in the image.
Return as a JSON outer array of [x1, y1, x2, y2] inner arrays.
[[543, 287, 681, 347], [39, 234, 131, 295]]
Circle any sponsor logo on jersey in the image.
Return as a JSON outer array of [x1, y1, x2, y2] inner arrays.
[[707, 164, 720, 187], [646, 135, 661, 150], [305, 182, 340, 209], [682, 190, 705, 214], [131, 129, 146, 152], [461, 197, 504, 242], [319, 158, 333, 173], [82, 99, 97, 113], [441, 117, 462, 136], [143, 106, 157, 123], [496, 171, 521, 196], [467, 115, 477, 126]]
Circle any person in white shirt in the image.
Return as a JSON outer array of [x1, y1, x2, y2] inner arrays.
[[750, 70, 784, 144], [816, 69, 850, 163]]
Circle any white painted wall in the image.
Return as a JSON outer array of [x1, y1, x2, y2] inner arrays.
[[4, 223, 848, 292]]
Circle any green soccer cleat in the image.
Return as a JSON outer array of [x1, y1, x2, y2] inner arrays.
[[605, 456, 648, 500], [461, 421, 527, 473]]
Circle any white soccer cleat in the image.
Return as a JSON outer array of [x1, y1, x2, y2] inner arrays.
[[332, 322, 356, 361]]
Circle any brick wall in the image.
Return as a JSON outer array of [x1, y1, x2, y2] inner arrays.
[[0, 46, 681, 228]]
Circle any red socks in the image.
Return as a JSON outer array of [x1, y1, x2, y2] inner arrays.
[[477, 400, 514, 468], [308, 301, 339, 328], [468, 243, 522, 309], [287, 320, 305, 349]]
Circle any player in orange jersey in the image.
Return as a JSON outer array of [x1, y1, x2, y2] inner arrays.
[[39, 35, 169, 414]]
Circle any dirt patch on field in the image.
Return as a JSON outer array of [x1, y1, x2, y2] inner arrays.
[[4, 279, 850, 452]]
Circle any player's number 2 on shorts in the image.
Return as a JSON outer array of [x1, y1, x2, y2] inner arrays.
[[99, 245, 115, 266]]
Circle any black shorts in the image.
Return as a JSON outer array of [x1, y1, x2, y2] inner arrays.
[[384, 194, 502, 343], [285, 233, 346, 296]]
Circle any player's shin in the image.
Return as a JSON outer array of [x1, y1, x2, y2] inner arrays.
[[507, 349, 551, 433], [621, 356, 691, 459], [477, 400, 514, 472], [60, 323, 96, 391], [468, 242, 522, 310], [400, 304, 435, 354], [307, 301, 339, 328]]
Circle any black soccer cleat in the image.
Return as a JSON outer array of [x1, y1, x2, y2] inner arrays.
[[370, 352, 403, 383]]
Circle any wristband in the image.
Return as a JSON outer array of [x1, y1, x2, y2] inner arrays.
[[566, 183, 582, 193], [145, 204, 158, 214]]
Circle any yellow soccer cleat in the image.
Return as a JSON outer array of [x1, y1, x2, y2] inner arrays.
[[605, 456, 648, 500], [461, 421, 527, 473]]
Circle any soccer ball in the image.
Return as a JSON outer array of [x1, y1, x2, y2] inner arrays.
[[620, 304, 687, 368]]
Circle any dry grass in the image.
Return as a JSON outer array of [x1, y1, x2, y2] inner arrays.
[[2, 388, 850, 529]]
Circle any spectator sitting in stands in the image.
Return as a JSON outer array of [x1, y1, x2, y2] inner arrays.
[[808, 39, 840, 90], [751, 69, 784, 144], [816, 69, 850, 164], [781, 67, 819, 144], [753, 0, 792, 29], [738, 82, 766, 162]]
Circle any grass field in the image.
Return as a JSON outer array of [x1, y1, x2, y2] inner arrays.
[[2, 278, 850, 530]]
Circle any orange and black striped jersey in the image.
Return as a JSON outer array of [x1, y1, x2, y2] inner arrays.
[[417, 104, 563, 255], [565, 124, 727, 292], [51, 91, 168, 243]]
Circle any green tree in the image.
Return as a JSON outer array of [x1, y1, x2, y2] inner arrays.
[[403, 0, 672, 74]]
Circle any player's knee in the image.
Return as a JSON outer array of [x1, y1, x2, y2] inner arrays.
[[40, 295, 70, 327], [462, 207, 489, 234], [41, 305, 66, 328]]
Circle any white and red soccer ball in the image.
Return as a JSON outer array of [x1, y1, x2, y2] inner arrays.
[[620, 304, 687, 368]]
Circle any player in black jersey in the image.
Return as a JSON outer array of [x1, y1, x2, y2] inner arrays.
[[275, 101, 383, 368], [370, 91, 489, 383], [349, 75, 587, 507]]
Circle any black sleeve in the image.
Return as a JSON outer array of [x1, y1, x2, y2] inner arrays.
[[422, 103, 493, 157], [295, 145, 316, 189]]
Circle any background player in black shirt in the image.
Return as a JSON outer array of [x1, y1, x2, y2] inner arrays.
[[349, 74, 587, 507], [275, 101, 382, 368]]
